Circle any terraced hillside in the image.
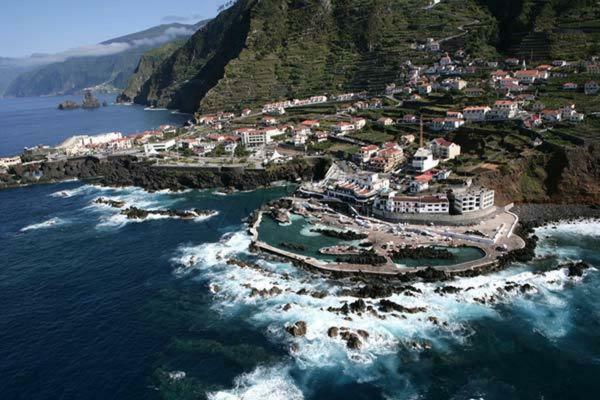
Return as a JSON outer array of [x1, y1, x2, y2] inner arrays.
[[481, 0, 600, 60], [125, 0, 599, 113], [129, 0, 493, 113]]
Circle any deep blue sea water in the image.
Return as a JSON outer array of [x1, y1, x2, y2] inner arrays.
[[1, 98, 600, 400], [0, 94, 189, 156]]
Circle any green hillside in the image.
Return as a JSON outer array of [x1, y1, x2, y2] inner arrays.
[[125, 0, 600, 113], [117, 40, 186, 103]]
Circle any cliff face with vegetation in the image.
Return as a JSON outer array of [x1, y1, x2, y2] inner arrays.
[[126, 0, 494, 113], [117, 40, 186, 103], [476, 0, 599, 60], [122, 0, 599, 113], [476, 143, 600, 205]]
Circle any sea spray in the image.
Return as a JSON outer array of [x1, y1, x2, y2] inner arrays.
[[20, 217, 67, 232], [169, 217, 599, 398]]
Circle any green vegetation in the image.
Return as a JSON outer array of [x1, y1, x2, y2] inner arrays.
[[234, 144, 251, 157], [126, 0, 494, 113], [118, 40, 187, 103]]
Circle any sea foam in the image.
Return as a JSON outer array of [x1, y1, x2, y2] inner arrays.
[[206, 365, 303, 400], [172, 227, 594, 368], [20, 217, 67, 232]]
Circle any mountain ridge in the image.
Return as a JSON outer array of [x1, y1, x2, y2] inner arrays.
[[3, 20, 210, 97]]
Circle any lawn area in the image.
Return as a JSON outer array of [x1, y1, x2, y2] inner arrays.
[[348, 129, 394, 144]]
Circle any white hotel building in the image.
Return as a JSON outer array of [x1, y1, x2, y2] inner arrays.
[[451, 188, 495, 214], [374, 193, 450, 215], [463, 106, 491, 122], [326, 172, 389, 207]]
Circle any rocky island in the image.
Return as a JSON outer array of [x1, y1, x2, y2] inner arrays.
[[57, 100, 80, 110], [57, 90, 103, 110]]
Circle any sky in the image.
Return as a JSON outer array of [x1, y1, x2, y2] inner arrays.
[[0, 0, 224, 58]]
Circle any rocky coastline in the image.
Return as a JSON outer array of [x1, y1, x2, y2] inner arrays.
[[513, 204, 600, 228], [1, 155, 331, 192]]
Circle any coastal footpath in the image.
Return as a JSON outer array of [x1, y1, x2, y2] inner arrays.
[[0, 155, 331, 192]]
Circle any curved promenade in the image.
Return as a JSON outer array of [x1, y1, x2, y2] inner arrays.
[[249, 206, 525, 277]]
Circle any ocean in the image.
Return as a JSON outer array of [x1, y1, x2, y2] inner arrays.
[[0, 94, 189, 157], [1, 98, 599, 400]]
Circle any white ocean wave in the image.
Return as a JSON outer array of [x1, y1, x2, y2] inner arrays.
[[164, 215, 600, 400], [172, 226, 597, 372], [50, 185, 93, 198], [83, 185, 203, 230], [535, 219, 600, 239], [207, 365, 303, 400], [20, 217, 67, 232], [171, 231, 252, 274]]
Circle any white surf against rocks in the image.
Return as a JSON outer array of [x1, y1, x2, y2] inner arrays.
[[206, 365, 303, 400], [171, 218, 598, 398]]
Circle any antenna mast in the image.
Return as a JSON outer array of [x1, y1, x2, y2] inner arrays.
[[419, 115, 424, 148]]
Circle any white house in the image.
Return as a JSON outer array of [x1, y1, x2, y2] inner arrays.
[[570, 113, 585, 123], [443, 78, 467, 90], [332, 122, 355, 134], [377, 117, 394, 126], [562, 82, 578, 90], [144, 139, 176, 155], [224, 142, 238, 153], [418, 84, 432, 95], [412, 148, 439, 172], [241, 128, 279, 147], [373, 193, 449, 216], [401, 134, 416, 144], [541, 109, 562, 123], [314, 131, 328, 142], [446, 111, 463, 120], [430, 118, 445, 131], [443, 118, 465, 131], [463, 106, 491, 122], [0, 156, 22, 169], [429, 138, 461, 160], [403, 114, 417, 124], [352, 117, 367, 129], [514, 69, 542, 84], [489, 100, 518, 120], [355, 144, 379, 163], [326, 172, 389, 206]]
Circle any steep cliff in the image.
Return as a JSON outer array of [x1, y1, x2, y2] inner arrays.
[[126, 0, 493, 113], [122, 0, 599, 113], [476, 143, 600, 205], [117, 40, 186, 103]]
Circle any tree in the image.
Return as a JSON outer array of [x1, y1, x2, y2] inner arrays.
[[234, 144, 250, 157]]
